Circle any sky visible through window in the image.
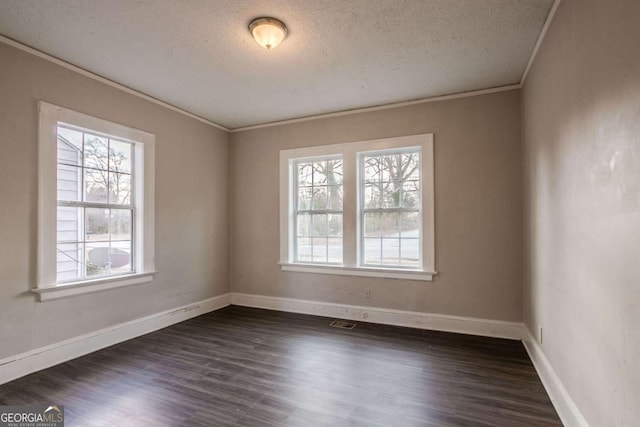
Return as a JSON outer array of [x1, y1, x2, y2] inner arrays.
[[56, 125, 134, 283], [294, 157, 344, 264], [361, 150, 421, 268]]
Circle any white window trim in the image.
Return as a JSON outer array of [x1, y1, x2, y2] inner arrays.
[[35, 101, 156, 301], [279, 134, 436, 281], [291, 154, 344, 265], [278, 263, 436, 281]]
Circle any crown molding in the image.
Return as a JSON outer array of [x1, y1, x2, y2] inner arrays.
[[3, 0, 558, 135], [0, 34, 230, 132], [232, 0, 559, 134], [520, 0, 562, 86], [229, 84, 522, 133]]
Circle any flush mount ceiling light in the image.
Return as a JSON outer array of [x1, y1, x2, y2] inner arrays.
[[249, 17, 288, 50]]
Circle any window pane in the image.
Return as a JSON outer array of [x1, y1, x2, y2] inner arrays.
[[311, 237, 327, 263], [312, 161, 328, 185], [359, 150, 422, 269], [382, 238, 400, 266], [364, 212, 382, 237], [86, 208, 109, 242], [382, 182, 401, 208], [399, 212, 420, 238], [110, 241, 132, 274], [402, 180, 420, 192], [297, 162, 313, 187], [326, 159, 343, 185], [381, 212, 400, 237], [311, 214, 328, 236], [111, 209, 132, 241], [364, 184, 381, 209], [297, 187, 312, 210], [327, 238, 342, 263], [364, 151, 421, 183], [57, 126, 83, 152], [51, 110, 145, 285], [297, 213, 311, 237], [109, 139, 132, 173], [380, 155, 396, 182], [400, 238, 420, 267], [109, 172, 131, 205], [86, 242, 110, 276], [327, 185, 343, 210], [83, 135, 109, 170], [401, 153, 420, 180], [57, 243, 82, 283], [296, 237, 312, 262], [85, 241, 133, 276], [312, 186, 328, 210], [328, 214, 342, 237], [57, 134, 82, 166], [402, 181, 420, 209], [363, 157, 381, 182], [363, 238, 381, 265], [85, 168, 109, 203], [57, 206, 81, 242], [57, 164, 82, 202], [293, 156, 342, 265]]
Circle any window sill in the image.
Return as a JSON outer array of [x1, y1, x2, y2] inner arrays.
[[32, 272, 157, 302], [279, 263, 436, 281]]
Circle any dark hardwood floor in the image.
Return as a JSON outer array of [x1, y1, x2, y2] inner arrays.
[[0, 306, 561, 426]]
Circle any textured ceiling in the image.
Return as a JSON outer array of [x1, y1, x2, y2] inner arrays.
[[0, 0, 554, 129]]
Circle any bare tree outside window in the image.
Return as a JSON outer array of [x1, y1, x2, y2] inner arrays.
[[281, 134, 433, 278], [294, 157, 343, 264], [361, 150, 421, 268], [56, 126, 134, 282]]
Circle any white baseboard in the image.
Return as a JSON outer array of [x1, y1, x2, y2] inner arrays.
[[0, 293, 231, 385], [0, 290, 587, 427], [231, 293, 591, 426], [230, 293, 523, 340], [522, 327, 589, 427]]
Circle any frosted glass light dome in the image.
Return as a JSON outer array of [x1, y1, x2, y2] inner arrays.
[[249, 17, 288, 50]]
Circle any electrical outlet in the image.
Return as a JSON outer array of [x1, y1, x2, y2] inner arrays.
[[364, 288, 371, 299]]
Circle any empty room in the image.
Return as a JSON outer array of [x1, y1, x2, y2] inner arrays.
[[0, 0, 637, 426]]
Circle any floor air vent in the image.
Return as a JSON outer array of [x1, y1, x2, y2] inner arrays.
[[330, 320, 357, 329]]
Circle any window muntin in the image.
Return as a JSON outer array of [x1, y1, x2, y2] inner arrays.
[[360, 149, 422, 269], [280, 134, 434, 280], [293, 157, 343, 264], [38, 102, 155, 299], [56, 124, 136, 283]]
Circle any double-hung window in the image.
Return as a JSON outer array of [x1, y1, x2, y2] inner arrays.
[[361, 149, 421, 268], [293, 157, 343, 264], [56, 125, 135, 282], [36, 102, 156, 301], [280, 134, 435, 281]]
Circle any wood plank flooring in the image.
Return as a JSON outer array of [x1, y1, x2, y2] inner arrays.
[[0, 306, 562, 426]]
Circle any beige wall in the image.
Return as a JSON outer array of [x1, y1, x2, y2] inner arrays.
[[3, 2, 638, 420], [230, 90, 523, 321], [522, 0, 640, 425], [0, 43, 230, 360]]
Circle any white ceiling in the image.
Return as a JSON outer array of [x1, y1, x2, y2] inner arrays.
[[0, 0, 554, 129]]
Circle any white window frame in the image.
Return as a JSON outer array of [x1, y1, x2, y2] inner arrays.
[[280, 134, 436, 281], [291, 155, 344, 265], [35, 101, 156, 301], [359, 147, 423, 270]]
